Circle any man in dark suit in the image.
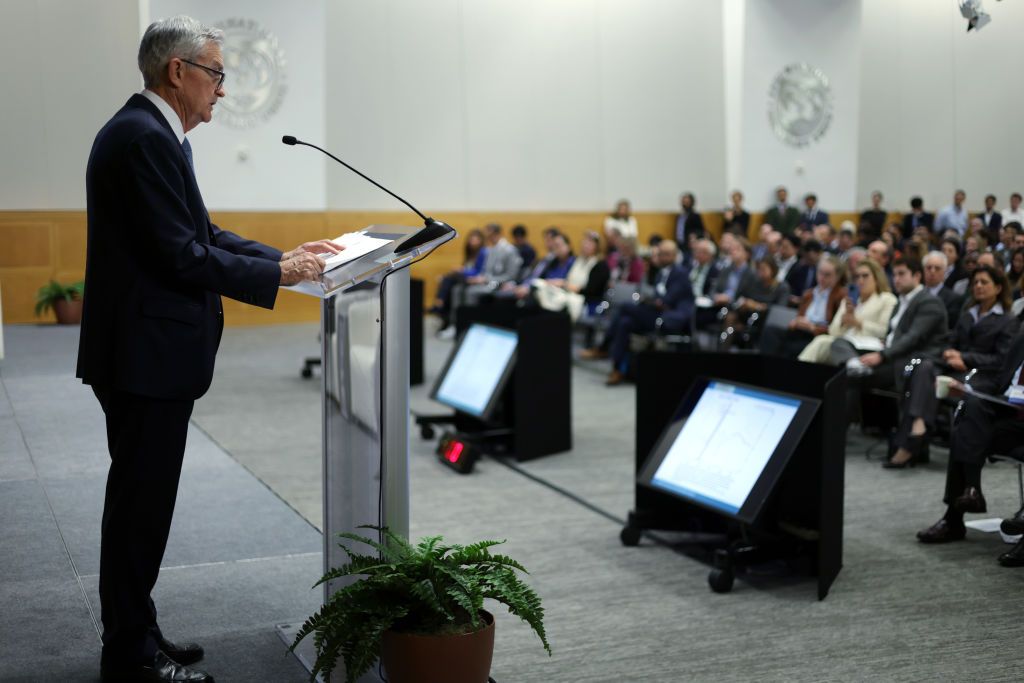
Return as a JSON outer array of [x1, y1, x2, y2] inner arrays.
[[917, 331, 1024, 566], [922, 251, 964, 329], [674, 191, 705, 252], [784, 239, 823, 304], [799, 193, 830, 231], [687, 238, 720, 298], [901, 196, 934, 241], [77, 17, 338, 683], [764, 186, 802, 236], [980, 193, 1003, 245], [604, 240, 693, 385]]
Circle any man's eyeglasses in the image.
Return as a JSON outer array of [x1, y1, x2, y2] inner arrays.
[[181, 59, 226, 89]]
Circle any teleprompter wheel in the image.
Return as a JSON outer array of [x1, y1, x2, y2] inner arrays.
[[619, 525, 642, 546], [420, 425, 436, 440], [300, 367, 313, 379], [708, 568, 735, 593]]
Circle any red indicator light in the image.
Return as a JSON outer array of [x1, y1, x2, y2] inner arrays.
[[445, 441, 465, 463]]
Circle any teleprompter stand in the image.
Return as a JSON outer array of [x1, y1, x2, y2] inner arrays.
[[621, 351, 846, 600], [275, 223, 454, 682]]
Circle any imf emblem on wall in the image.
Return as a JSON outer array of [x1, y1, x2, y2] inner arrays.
[[216, 18, 287, 129], [767, 63, 833, 148]]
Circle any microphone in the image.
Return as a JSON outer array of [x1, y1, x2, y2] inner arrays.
[[281, 135, 455, 253]]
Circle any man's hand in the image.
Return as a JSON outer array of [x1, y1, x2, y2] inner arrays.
[[280, 253, 327, 285], [790, 316, 814, 332], [943, 349, 967, 372], [860, 352, 883, 368], [465, 275, 487, 285], [281, 239, 344, 262]]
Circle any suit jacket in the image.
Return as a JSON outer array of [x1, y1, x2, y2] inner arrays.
[[935, 286, 965, 329], [951, 308, 1020, 393], [901, 211, 934, 240], [657, 265, 695, 329], [800, 209, 830, 230], [785, 262, 817, 298], [711, 263, 758, 301], [797, 285, 846, 335], [674, 211, 705, 247], [994, 330, 1024, 393], [980, 211, 1003, 242], [480, 239, 523, 284], [764, 205, 802, 235], [881, 290, 948, 364], [688, 261, 720, 298], [77, 94, 282, 401]]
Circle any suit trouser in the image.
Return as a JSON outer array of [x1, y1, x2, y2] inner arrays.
[[943, 396, 1024, 504], [608, 303, 685, 372], [92, 386, 194, 665]]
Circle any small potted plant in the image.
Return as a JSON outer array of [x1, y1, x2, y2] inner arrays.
[[35, 280, 84, 324], [290, 526, 551, 683]]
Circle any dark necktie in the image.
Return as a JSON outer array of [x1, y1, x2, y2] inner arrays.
[[181, 137, 195, 174]]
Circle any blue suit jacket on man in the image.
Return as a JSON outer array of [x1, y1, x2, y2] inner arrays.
[[77, 94, 283, 401], [657, 265, 695, 330]]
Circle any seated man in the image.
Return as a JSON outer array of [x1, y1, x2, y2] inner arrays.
[[600, 240, 693, 386], [785, 239, 823, 304], [695, 237, 757, 328], [760, 254, 846, 358], [829, 257, 948, 417], [460, 223, 523, 305], [921, 250, 964, 328], [917, 330, 1024, 568]]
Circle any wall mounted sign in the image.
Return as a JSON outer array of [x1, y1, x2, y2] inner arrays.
[[767, 63, 833, 148], [216, 17, 287, 129]]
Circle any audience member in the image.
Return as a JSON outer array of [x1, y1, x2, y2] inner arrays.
[[935, 189, 968, 236], [860, 191, 888, 238], [922, 250, 964, 328], [674, 192, 705, 252], [1006, 248, 1024, 295], [978, 250, 1004, 271], [721, 258, 791, 348], [902, 196, 934, 241], [1002, 192, 1024, 226], [687, 239, 719, 298], [597, 240, 694, 386], [785, 239, 824, 304], [800, 193, 830, 231], [845, 246, 867, 273], [761, 254, 846, 358], [511, 224, 536, 269], [916, 329, 1024, 565], [765, 186, 802, 236], [830, 257, 947, 414], [776, 234, 800, 283], [815, 224, 838, 253], [964, 232, 987, 256], [798, 258, 897, 364], [431, 228, 487, 330], [606, 235, 645, 284], [979, 194, 1002, 245], [455, 223, 524, 316], [883, 222, 904, 253], [514, 227, 560, 285], [955, 251, 980, 296], [535, 231, 609, 322], [994, 220, 1019, 255], [604, 199, 638, 242], [866, 239, 895, 289], [722, 190, 750, 236], [710, 237, 757, 309], [715, 232, 737, 272], [886, 265, 1018, 468], [835, 221, 857, 259], [751, 224, 775, 261], [940, 237, 967, 290]]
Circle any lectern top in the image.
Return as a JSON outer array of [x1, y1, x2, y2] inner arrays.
[[286, 223, 455, 299]]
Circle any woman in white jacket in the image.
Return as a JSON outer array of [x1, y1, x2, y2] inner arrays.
[[799, 258, 897, 364]]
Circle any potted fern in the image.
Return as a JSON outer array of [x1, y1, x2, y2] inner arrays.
[[35, 280, 84, 324], [290, 526, 551, 683]]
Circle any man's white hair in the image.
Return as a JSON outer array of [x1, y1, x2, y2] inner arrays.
[[923, 250, 949, 269], [138, 16, 223, 88]]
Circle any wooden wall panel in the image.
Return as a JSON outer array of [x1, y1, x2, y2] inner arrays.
[[0, 220, 52, 267]]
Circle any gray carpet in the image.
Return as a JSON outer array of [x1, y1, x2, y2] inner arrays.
[[3, 321, 1024, 681]]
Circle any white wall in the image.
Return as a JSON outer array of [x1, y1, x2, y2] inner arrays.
[[0, 0, 141, 210], [858, 0, 1024, 214], [148, 0, 326, 210], [325, 0, 727, 213], [737, 0, 862, 214]]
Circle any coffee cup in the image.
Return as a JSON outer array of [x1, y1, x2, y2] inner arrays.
[[936, 375, 954, 399]]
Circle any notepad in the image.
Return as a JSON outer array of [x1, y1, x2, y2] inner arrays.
[[323, 232, 394, 272]]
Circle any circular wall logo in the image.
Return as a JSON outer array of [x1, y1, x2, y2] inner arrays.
[[767, 63, 833, 148], [215, 18, 287, 129]]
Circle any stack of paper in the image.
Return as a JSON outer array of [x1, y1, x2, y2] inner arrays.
[[323, 232, 393, 272]]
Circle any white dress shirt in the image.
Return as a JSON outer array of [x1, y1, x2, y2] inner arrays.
[[141, 89, 185, 144], [886, 284, 923, 347], [1002, 208, 1024, 226]]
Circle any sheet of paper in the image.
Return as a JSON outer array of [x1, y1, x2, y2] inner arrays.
[[965, 518, 1005, 533], [323, 232, 394, 273]]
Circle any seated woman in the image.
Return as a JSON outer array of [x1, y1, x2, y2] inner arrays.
[[885, 265, 1019, 468], [431, 228, 486, 330], [606, 234, 645, 284], [760, 255, 847, 359], [798, 259, 897, 364], [720, 258, 790, 349], [513, 232, 575, 300], [535, 231, 610, 322]]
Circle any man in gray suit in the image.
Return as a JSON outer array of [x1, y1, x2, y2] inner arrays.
[[831, 257, 948, 411]]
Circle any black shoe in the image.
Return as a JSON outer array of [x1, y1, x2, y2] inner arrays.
[[998, 538, 1024, 567], [917, 518, 966, 544], [1000, 505, 1024, 536], [157, 638, 204, 666], [101, 651, 214, 682], [952, 486, 987, 514]]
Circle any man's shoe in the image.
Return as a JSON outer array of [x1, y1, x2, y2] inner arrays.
[[605, 370, 626, 386], [952, 486, 987, 514], [579, 348, 608, 360], [998, 538, 1024, 567], [101, 651, 214, 682], [157, 638, 204, 666], [1000, 505, 1024, 536], [917, 518, 967, 544]]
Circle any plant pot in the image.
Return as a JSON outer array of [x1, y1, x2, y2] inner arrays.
[[53, 298, 82, 325], [381, 611, 495, 683]]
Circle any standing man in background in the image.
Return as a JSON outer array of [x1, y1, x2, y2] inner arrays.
[[77, 16, 339, 683]]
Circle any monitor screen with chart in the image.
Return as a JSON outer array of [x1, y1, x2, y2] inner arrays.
[[638, 377, 819, 524], [431, 324, 517, 420]]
